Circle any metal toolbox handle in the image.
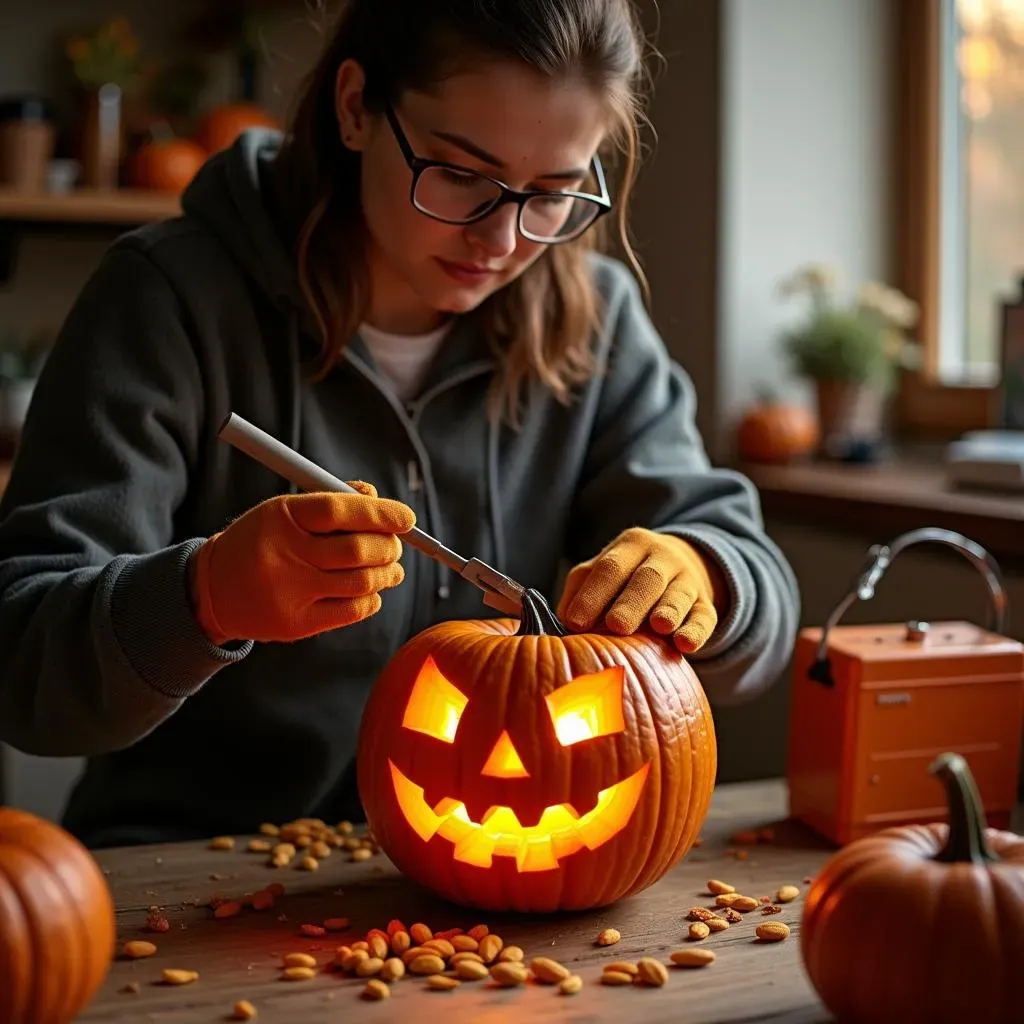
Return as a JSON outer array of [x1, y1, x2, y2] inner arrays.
[[808, 527, 1008, 686]]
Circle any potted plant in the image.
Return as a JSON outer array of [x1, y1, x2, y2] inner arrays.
[[65, 18, 144, 188], [778, 264, 919, 461]]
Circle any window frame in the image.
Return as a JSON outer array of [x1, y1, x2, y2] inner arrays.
[[894, 0, 998, 438]]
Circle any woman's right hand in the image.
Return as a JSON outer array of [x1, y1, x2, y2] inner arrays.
[[188, 482, 415, 645]]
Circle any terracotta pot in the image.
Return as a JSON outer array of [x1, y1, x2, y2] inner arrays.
[[814, 379, 886, 459]]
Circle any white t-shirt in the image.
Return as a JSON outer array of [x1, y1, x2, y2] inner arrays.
[[358, 320, 452, 403]]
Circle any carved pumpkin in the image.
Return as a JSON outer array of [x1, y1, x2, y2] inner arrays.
[[194, 103, 279, 155], [0, 807, 116, 1024], [801, 752, 1024, 1024], [128, 136, 207, 194], [736, 394, 818, 463], [357, 589, 716, 912]]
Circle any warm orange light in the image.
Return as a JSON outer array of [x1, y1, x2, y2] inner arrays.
[[545, 666, 626, 746], [481, 730, 530, 778], [401, 656, 468, 743], [389, 760, 649, 872]]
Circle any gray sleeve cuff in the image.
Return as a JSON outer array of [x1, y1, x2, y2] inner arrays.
[[107, 539, 253, 699], [653, 524, 757, 659]]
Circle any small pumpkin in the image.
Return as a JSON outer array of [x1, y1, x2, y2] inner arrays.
[[128, 132, 207, 195], [357, 588, 716, 913], [801, 752, 1024, 1024], [0, 807, 116, 1023], [194, 103, 279, 155], [736, 392, 818, 463]]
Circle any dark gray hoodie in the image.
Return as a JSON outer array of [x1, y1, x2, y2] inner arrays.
[[0, 130, 799, 847]]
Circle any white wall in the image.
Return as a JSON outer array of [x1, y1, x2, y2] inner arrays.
[[717, 0, 893, 448]]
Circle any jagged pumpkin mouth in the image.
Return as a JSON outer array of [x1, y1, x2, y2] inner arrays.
[[388, 760, 649, 872]]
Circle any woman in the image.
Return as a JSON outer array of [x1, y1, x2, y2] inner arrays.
[[0, 0, 799, 847]]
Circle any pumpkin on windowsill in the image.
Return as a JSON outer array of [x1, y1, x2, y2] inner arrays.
[[735, 389, 819, 464], [0, 807, 116, 1024], [357, 588, 716, 913], [800, 752, 1024, 1024]]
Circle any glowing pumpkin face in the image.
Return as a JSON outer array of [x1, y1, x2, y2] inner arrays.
[[357, 590, 716, 913]]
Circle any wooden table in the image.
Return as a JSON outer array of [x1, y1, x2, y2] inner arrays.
[[81, 779, 836, 1023]]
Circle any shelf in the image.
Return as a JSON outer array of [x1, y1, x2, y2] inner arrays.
[[0, 187, 181, 283], [0, 187, 181, 226], [740, 456, 1024, 565]]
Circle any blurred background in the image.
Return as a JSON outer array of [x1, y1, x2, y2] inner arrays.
[[2, 0, 1023, 820]]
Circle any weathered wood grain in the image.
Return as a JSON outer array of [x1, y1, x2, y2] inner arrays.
[[79, 779, 836, 1023]]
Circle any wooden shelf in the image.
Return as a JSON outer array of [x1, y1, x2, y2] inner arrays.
[[0, 187, 181, 226], [740, 456, 1024, 565]]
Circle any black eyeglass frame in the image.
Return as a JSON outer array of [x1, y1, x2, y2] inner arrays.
[[383, 104, 613, 244]]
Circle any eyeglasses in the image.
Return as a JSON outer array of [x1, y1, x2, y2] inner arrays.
[[384, 105, 612, 244]]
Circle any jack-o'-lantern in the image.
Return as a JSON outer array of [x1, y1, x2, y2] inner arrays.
[[357, 589, 716, 912]]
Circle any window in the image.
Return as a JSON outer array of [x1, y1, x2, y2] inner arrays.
[[894, 0, 1023, 434], [941, 0, 1024, 383]]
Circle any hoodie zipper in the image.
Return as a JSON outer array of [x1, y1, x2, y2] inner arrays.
[[343, 353, 493, 638]]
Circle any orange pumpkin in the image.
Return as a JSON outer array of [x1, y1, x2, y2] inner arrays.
[[0, 807, 116, 1023], [128, 136, 207, 194], [736, 395, 818, 463], [357, 588, 716, 912], [194, 103, 279, 155], [801, 752, 1024, 1024]]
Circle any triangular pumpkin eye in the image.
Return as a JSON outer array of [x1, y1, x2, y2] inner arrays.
[[544, 666, 626, 746], [402, 656, 468, 743]]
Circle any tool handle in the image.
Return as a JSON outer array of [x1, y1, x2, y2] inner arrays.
[[217, 413, 460, 568], [811, 527, 1008, 685]]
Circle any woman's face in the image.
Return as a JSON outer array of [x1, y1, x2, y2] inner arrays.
[[336, 59, 608, 333]]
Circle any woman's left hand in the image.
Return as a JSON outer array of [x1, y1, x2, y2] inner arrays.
[[556, 528, 723, 653]]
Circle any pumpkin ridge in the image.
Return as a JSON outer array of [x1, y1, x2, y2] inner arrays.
[[2, 842, 73, 1024], [31, 826, 114, 1020], [622, 634, 671, 901], [627, 632, 705, 887], [0, 859, 32, 1024]]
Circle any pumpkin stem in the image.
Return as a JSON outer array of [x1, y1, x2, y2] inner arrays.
[[929, 752, 998, 864], [515, 588, 568, 637]]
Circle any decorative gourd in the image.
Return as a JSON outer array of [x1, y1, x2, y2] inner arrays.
[[736, 392, 818, 463], [194, 103, 279, 154], [800, 752, 1024, 1024], [0, 807, 116, 1024], [128, 133, 207, 194], [357, 588, 716, 913]]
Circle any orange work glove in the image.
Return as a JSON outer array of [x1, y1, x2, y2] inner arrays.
[[556, 527, 723, 653], [188, 482, 415, 645]]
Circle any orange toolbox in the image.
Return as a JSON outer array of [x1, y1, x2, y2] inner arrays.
[[787, 527, 1024, 846]]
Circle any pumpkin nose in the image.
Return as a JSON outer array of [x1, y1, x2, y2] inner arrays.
[[481, 730, 530, 779]]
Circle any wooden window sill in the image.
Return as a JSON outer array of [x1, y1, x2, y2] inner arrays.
[[739, 456, 1024, 565]]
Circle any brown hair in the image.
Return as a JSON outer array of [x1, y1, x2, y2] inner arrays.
[[274, 0, 650, 423]]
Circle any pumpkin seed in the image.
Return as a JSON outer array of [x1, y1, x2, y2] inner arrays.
[[530, 957, 569, 983], [636, 958, 669, 987], [670, 948, 716, 968], [362, 979, 390, 1000], [756, 921, 791, 942]]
